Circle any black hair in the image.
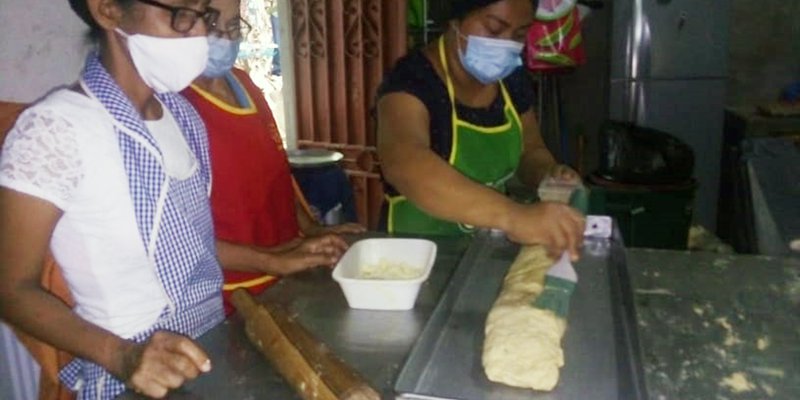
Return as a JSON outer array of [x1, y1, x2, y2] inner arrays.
[[68, 0, 135, 40], [450, 0, 539, 20]]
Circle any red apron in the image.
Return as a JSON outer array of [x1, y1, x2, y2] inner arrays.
[[183, 68, 299, 315]]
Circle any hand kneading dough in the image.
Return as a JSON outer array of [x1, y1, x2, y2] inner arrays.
[[482, 246, 566, 391]]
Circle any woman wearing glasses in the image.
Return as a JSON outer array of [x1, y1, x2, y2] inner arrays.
[[182, 0, 364, 316], [0, 0, 225, 398]]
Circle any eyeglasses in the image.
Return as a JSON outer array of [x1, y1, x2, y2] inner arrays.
[[135, 0, 220, 33], [209, 17, 252, 41]]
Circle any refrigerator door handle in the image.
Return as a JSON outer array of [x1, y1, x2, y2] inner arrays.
[[626, 0, 651, 124], [630, 0, 652, 80], [626, 82, 636, 122], [635, 80, 647, 125], [625, 81, 647, 125]]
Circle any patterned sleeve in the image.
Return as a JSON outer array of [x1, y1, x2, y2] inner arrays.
[[0, 107, 83, 210]]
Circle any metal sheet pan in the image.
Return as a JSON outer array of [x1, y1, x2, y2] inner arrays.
[[394, 232, 645, 400]]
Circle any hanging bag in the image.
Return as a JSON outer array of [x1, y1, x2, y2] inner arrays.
[[525, 0, 587, 70]]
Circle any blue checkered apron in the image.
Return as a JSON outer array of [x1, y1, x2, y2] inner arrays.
[[58, 53, 224, 400]]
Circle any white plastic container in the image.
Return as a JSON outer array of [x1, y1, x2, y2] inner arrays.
[[332, 238, 437, 310]]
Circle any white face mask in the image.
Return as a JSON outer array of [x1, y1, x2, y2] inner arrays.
[[455, 26, 524, 84], [115, 28, 209, 93]]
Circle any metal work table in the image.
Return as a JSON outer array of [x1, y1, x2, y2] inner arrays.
[[120, 234, 473, 400], [393, 233, 642, 400], [745, 137, 800, 257], [119, 236, 800, 399], [627, 249, 800, 399]]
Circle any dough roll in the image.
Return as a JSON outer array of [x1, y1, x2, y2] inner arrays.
[[482, 245, 567, 391]]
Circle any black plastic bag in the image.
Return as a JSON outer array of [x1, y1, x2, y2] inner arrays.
[[597, 121, 695, 185]]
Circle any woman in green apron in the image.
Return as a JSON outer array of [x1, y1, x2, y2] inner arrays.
[[377, 0, 584, 259]]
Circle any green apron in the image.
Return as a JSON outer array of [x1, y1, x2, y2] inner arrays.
[[387, 36, 524, 236]]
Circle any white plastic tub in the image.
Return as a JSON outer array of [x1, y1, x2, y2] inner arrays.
[[332, 238, 437, 310]]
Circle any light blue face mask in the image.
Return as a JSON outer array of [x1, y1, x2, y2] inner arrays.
[[203, 35, 241, 78], [457, 30, 524, 84]]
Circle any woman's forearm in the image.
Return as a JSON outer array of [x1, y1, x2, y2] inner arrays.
[[516, 109, 559, 189], [0, 285, 134, 379], [378, 92, 524, 232], [216, 236, 346, 277], [0, 189, 135, 379], [215, 240, 290, 275], [517, 147, 558, 188], [295, 202, 323, 236], [382, 148, 521, 232]]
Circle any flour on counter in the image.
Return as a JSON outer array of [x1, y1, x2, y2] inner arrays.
[[790, 238, 800, 252], [719, 372, 756, 393], [710, 345, 729, 360], [715, 317, 743, 347], [713, 258, 731, 267], [756, 336, 771, 351], [761, 382, 776, 396]]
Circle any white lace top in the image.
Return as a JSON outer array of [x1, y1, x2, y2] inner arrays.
[[0, 89, 173, 338]]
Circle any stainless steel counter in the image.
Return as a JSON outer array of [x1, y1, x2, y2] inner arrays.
[[393, 233, 643, 400], [120, 234, 473, 400], [627, 249, 800, 399], [117, 236, 800, 400]]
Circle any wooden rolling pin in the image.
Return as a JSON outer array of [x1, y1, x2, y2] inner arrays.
[[231, 289, 380, 400]]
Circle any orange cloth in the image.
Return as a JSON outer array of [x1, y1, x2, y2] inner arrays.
[[0, 101, 26, 146], [11, 257, 76, 400], [1, 101, 75, 400]]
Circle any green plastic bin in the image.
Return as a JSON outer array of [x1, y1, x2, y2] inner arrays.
[[587, 176, 697, 250]]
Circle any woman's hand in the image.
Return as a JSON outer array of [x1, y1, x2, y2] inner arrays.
[[275, 234, 349, 274], [503, 202, 586, 260], [545, 164, 581, 184], [304, 222, 366, 237], [117, 331, 211, 399]]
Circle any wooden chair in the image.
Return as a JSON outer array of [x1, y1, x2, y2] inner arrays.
[[1, 101, 75, 400]]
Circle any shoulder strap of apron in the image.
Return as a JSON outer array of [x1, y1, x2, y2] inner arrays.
[[437, 36, 519, 163]]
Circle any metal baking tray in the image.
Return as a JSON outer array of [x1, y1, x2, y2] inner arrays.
[[394, 232, 646, 400]]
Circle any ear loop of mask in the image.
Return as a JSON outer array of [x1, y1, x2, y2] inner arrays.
[[449, 21, 472, 66]]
